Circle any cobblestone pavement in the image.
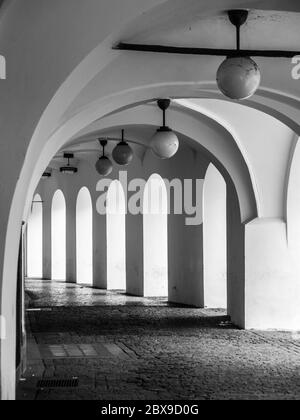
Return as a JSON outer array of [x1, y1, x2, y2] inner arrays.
[[18, 280, 300, 400]]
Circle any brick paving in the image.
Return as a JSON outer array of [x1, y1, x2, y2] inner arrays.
[[17, 280, 300, 400]]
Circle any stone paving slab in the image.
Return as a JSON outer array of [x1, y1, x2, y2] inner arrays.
[[16, 280, 300, 401]]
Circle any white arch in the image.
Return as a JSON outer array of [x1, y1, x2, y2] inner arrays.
[[76, 187, 93, 286], [51, 190, 66, 281], [203, 164, 227, 309], [26, 194, 43, 279], [106, 181, 126, 291], [143, 174, 168, 298]]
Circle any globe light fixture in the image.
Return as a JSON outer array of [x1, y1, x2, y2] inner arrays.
[[217, 56, 261, 100], [95, 140, 113, 176], [117, 10, 298, 102], [217, 10, 261, 100], [112, 130, 134, 166], [151, 99, 179, 159], [60, 153, 78, 175]]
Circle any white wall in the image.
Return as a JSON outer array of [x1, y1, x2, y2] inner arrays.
[[203, 165, 227, 309], [51, 190, 66, 281], [107, 181, 126, 290], [26, 194, 43, 279], [143, 175, 168, 298], [76, 187, 93, 285]]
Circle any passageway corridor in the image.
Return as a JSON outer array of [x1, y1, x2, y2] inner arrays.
[[18, 280, 300, 401]]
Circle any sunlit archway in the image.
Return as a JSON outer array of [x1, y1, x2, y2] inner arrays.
[[51, 190, 66, 281], [106, 181, 126, 291], [143, 174, 168, 298], [203, 164, 227, 309], [76, 187, 93, 285], [26, 194, 43, 279]]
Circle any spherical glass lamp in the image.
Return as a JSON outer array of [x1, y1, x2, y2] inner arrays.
[[217, 56, 261, 100], [151, 99, 179, 160], [96, 140, 113, 176], [95, 156, 113, 176], [112, 130, 134, 166], [151, 127, 179, 160]]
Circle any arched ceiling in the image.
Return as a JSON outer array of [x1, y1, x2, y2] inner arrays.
[[6, 0, 300, 244], [125, 9, 300, 51], [59, 4, 300, 138]]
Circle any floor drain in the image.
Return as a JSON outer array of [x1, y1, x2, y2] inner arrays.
[[37, 378, 79, 389]]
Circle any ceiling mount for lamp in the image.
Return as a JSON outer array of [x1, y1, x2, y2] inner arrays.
[[228, 10, 249, 52], [60, 153, 78, 175], [95, 139, 113, 176], [151, 99, 179, 159]]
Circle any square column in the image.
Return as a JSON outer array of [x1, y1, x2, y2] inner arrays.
[[126, 213, 144, 296], [244, 218, 300, 330], [93, 211, 107, 289], [66, 197, 76, 283], [168, 212, 204, 307], [227, 182, 245, 328], [42, 200, 51, 280]]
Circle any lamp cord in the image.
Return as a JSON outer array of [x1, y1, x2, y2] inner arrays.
[[236, 25, 241, 51]]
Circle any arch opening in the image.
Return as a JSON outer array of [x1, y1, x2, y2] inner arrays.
[[106, 181, 126, 291], [76, 187, 93, 286], [26, 194, 43, 279], [51, 190, 66, 281], [203, 164, 227, 309], [143, 174, 168, 298]]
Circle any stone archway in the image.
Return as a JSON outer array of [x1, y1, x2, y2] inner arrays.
[[2, 0, 300, 399]]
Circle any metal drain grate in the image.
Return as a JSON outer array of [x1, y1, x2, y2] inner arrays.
[[37, 378, 79, 389]]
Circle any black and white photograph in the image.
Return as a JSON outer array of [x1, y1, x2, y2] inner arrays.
[[0, 0, 300, 405]]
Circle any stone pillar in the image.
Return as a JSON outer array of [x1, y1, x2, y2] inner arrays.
[[227, 181, 245, 328], [66, 195, 76, 283], [168, 212, 204, 307], [93, 211, 107, 289], [126, 212, 144, 296], [164, 153, 209, 308], [244, 218, 300, 330], [203, 165, 227, 309], [167, 174, 206, 308], [42, 198, 52, 280]]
